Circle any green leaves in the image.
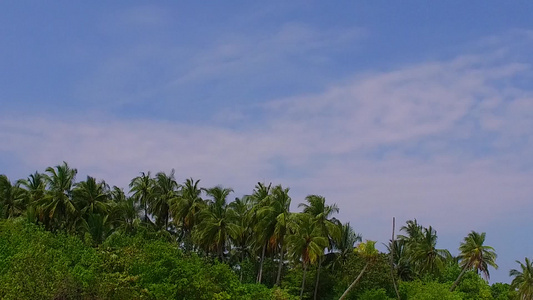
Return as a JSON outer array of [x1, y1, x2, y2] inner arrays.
[[510, 257, 533, 299]]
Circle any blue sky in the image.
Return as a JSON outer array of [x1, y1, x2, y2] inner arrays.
[[1, 1, 532, 283]]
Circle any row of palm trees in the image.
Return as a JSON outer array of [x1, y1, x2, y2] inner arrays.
[[1, 162, 532, 299], [0, 162, 359, 299]]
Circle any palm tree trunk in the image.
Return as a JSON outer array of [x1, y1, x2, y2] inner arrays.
[[300, 262, 308, 300], [240, 248, 245, 282], [390, 217, 400, 300], [143, 202, 148, 222], [257, 242, 267, 283], [450, 266, 468, 292], [339, 262, 369, 300], [314, 256, 322, 300], [276, 236, 285, 286]]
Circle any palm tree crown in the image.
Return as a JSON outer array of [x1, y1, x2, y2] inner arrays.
[[510, 257, 533, 300]]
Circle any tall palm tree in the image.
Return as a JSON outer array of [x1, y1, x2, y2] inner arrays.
[[109, 186, 141, 234], [129, 172, 153, 222], [250, 182, 272, 283], [386, 239, 414, 281], [256, 185, 291, 286], [73, 176, 110, 217], [510, 257, 533, 300], [152, 170, 179, 230], [397, 219, 423, 246], [299, 195, 341, 299], [286, 213, 328, 300], [450, 231, 498, 291], [0, 175, 26, 219], [410, 226, 450, 278], [332, 222, 362, 269], [172, 178, 204, 243], [339, 240, 379, 300], [41, 162, 78, 231], [195, 186, 234, 260], [228, 195, 255, 280], [19, 172, 48, 224]]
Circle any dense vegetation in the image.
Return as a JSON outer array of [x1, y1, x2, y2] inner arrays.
[[0, 162, 531, 299]]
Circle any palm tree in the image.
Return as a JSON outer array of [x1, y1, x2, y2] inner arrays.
[[41, 162, 78, 231], [250, 182, 272, 284], [410, 226, 451, 278], [332, 222, 362, 269], [109, 186, 141, 233], [398, 219, 423, 246], [228, 195, 255, 281], [19, 172, 48, 224], [299, 195, 341, 299], [339, 240, 379, 300], [450, 231, 498, 291], [73, 176, 110, 217], [286, 213, 328, 300], [510, 257, 533, 300], [195, 186, 234, 260], [0, 175, 26, 219], [256, 185, 291, 286], [172, 178, 204, 244], [152, 170, 179, 230], [129, 172, 153, 222], [387, 239, 414, 281]]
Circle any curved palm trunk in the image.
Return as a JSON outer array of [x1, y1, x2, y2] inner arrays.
[[450, 266, 468, 292], [257, 242, 267, 283], [300, 262, 308, 300], [314, 256, 322, 300], [276, 236, 285, 285], [339, 262, 369, 300]]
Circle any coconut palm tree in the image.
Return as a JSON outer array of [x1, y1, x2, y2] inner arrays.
[[450, 231, 498, 291], [250, 182, 272, 283], [151, 170, 179, 230], [172, 178, 204, 244], [73, 176, 110, 218], [286, 213, 328, 300], [339, 240, 379, 300], [0, 175, 26, 219], [410, 226, 451, 278], [299, 195, 341, 299], [228, 195, 255, 280], [109, 186, 141, 234], [256, 185, 291, 286], [387, 239, 414, 281], [129, 172, 153, 222], [510, 257, 533, 300], [19, 171, 48, 224], [41, 162, 78, 231], [195, 186, 234, 260], [398, 219, 423, 246], [332, 222, 362, 269]]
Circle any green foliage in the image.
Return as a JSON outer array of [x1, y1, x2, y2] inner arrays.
[[455, 271, 493, 299], [0, 218, 293, 299], [490, 282, 516, 300], [510, 257, 533, 300], [336, 252, 396, 299], [0, 219, 100, 299], [359, 288, 395, 300], [0, 165, 522, 299], [399, 280, 463, 300]]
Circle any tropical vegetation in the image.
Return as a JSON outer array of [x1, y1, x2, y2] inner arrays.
[[0, 162, 528, 299]]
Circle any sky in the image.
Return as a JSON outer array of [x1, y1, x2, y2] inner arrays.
[[1, 1, 532, 284]]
